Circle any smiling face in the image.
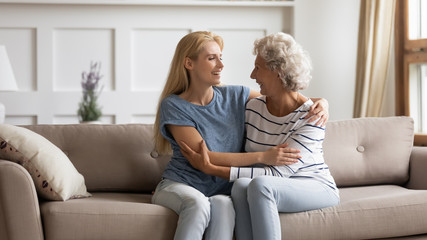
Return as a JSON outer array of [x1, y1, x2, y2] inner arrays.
[[185, 41, 224, 87], [250, 55, 283, 96]]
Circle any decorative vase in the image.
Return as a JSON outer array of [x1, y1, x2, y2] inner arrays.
[[79, 120, 102, 124]]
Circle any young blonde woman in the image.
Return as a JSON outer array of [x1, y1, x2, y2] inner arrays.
[[152, 31, 329, 240]]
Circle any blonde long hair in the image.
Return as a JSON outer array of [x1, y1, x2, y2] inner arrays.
[[154, 31, 224, 154]]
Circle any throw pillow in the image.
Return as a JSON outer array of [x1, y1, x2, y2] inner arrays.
[[0, 124, 91, 201]]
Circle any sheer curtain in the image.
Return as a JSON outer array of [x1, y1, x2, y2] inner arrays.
[[353, 0, 396, 118]]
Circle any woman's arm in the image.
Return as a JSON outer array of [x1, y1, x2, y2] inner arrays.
[[168, 125, 300, 167], [180, 118, 326, 181], [180, 139, 298, 181], [248, 89, 261, 101], [179, 139, 231, 180]]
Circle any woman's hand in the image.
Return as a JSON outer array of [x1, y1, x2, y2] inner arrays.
[[261, 143, 301, 166], [179, 140, 212, 173], [180, 140, 300, 170], [180, 140, 231, 179], [305, 98, 329, 127]]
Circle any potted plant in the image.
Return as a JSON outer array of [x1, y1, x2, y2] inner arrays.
[[77, 62, 103, 123]]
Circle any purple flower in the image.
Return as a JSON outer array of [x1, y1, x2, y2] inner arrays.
[[78, 61, 103, 122], [81, 62, 103, 92]]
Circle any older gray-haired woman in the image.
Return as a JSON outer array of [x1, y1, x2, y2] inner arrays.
[[180, 32, 340, 240]]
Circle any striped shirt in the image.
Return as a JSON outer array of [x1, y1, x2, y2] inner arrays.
[[230, 95, 339, 196]]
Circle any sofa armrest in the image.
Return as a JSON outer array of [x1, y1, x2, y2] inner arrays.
[[0, 160, 44, 240], [406, 146, 427, 189]]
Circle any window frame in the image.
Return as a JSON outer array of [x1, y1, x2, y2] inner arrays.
[[395, 0, 427, 146]]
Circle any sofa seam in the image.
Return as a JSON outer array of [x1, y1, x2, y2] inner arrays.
[[306, 201, 427, 216], [43, 211, 175, 216]]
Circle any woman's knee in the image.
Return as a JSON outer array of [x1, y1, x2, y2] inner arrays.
[[209, 195, 234, 214], [154, 183, 211, 221], [210, 195, 233, 207], [231, 178, 251, 198], [247, 176, 274, 199], [185, 195, 211, 214]]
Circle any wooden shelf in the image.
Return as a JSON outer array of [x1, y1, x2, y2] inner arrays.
[[415, 134, 427, 146]]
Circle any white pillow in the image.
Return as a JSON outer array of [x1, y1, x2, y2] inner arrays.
[[0, 124, 91, 201]]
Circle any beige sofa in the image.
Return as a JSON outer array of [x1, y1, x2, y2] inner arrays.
[[1, 116, 427, 240]]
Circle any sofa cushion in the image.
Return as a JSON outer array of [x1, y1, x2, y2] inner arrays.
[[0, 124, 91, 201], [279, 185, 427, 239], [323, 117, 414, 187], [40, 192, 177, 240]]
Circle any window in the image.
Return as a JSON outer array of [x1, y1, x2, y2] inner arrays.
[[408, 0, 427, 40], [395, 0, 427, 145]]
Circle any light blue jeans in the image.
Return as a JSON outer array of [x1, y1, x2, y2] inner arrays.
[[231, 176, 340, 240], [152, 179, 235, 240]]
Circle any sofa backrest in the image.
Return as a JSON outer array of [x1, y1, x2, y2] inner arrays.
[[25, 124, 170, 193], [24, 116, 414, 192], [323, 116, 414, 187]]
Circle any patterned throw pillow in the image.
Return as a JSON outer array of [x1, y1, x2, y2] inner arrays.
[[0, 124, 91, 201]]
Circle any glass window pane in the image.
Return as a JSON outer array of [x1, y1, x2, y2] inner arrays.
[[408, 0, 427, 40], [422, 0, 427, 38], [409, 63, 427, 133]]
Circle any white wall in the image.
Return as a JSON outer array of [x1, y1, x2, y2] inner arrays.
[[295, 0, 360, 120], [0, 0, 361, 124], [0, 1, 293, 125]]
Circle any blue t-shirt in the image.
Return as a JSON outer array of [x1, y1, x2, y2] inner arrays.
[[159, 85, 250, 196]]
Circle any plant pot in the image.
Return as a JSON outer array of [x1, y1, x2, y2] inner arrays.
[[79, 121, 102, 124]]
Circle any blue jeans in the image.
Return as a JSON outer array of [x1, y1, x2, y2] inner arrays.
[[231, 176, 340, 240], [152, 179, 235, 240]]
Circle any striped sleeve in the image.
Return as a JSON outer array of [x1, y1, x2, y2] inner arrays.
[[230, 164, 296, 181]]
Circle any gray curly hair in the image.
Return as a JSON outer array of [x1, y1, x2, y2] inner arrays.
[[253, 32, 312, 91]]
